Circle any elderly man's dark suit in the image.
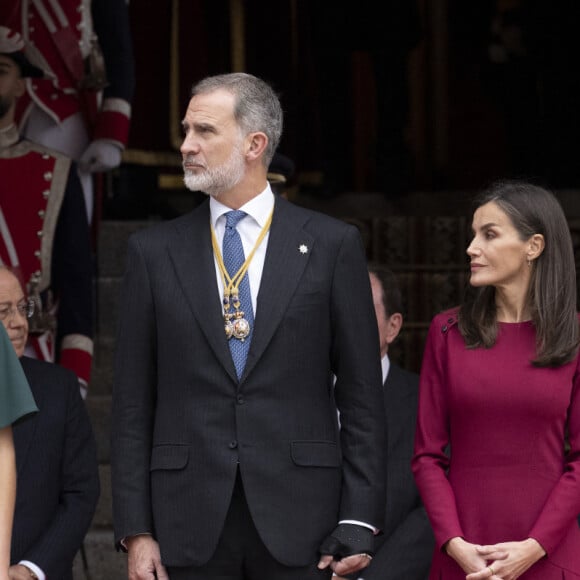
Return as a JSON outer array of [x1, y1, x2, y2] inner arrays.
[[11, 357, 100, 579], [111, 196, 387, 568], [353, 362, 434, 579]]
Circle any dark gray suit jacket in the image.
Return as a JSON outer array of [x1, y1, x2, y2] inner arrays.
[[11, 357, 100, 580], [354, 362, 434, 580], [111, 197, 387, 568]]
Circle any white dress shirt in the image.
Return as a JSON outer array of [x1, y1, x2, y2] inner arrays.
[[209, 185, 275, 314], [381, 353, 391, 384]]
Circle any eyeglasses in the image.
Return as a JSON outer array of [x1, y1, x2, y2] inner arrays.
[[0, 299, 35, 321]]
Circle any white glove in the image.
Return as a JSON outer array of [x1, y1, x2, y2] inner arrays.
[[78, 139, 122, 173]]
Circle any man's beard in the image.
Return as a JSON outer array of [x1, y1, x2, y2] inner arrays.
[[183, 145, 246, 198]]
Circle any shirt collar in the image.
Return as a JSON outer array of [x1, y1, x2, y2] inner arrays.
[[209, 185, 275, 229], [381, 354, 391, 384]]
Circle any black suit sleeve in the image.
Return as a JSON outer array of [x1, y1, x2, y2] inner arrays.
[[358, 507, 433, 579], [353, 365, 435, 579], [331, 225, 386, 529], [17, 363, 99, 577]]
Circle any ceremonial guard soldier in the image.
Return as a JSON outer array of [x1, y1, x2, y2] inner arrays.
[[0, 0, 135, 223], [0, 26, 94, 397]]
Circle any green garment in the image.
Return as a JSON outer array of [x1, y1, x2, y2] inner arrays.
[[0, 325, 37, 428]]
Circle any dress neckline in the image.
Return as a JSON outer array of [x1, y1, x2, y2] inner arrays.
[[497, 319, 533, 328]]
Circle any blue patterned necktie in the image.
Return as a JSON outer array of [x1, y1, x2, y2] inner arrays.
[[223, 210, 254, 378]]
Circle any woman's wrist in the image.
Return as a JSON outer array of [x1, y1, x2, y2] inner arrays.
[[526, 537, 546, 559], [444, 536, 464, 555]]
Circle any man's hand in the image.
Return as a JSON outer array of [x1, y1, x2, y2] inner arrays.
[[318, 524, 374, 576], [8, 564, 37, 579], [126, 535, 169, 580]]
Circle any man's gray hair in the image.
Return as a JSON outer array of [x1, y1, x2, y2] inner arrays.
[[191, 72, 283, 167]]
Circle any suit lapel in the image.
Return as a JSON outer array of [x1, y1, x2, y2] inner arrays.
[[165, 199, 314, 382], [167, 203, 238, 381], [242, 199, 314, 380]]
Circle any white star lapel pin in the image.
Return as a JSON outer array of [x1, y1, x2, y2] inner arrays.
[[298, 244, 309, 255]]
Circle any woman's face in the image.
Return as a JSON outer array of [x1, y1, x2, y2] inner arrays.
[[466, 201, 531, 289]]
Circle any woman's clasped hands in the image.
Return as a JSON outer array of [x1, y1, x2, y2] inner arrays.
[[462, 538, 546, 580]]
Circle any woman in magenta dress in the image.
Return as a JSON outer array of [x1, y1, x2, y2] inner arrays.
[[412, 181, 580, 579]]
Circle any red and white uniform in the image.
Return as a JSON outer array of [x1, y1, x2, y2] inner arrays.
[[2, 0, 134, 148], [0, 125, 94, 388], [1, 0, 134, 224]]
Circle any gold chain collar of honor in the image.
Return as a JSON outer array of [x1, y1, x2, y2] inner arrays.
[[210, 208, 274, 341]]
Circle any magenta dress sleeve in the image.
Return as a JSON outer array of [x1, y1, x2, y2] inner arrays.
[[528, 351, 580, 554], [411, 311, 463, 550]]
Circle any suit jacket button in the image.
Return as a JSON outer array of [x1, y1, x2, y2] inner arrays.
[[236, 395, 244, 404], [229, 440, 238, 449]]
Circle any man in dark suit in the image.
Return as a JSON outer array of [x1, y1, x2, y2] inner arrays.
[[335, 265, 434, 580], [111, 72, 387, 580], [0, 265, 99, 580]]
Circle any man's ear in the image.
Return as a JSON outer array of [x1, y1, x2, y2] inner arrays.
[[245, 132, 268, 161], [385, 312, 403, 346]]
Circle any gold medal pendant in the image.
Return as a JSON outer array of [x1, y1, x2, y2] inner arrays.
[[232, 313, 250, 341], [222, 295, 250, 341], [211, 208, 273, 343]]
